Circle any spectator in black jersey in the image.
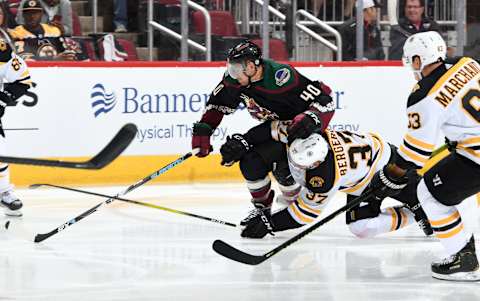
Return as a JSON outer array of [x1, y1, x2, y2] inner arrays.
[[339, 0, 385, 61], [388, 0, 440, 60], [191, 41, 335, 236], [8, 0, 87, 61]]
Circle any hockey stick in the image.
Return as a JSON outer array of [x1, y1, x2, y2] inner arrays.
[[33, 151, 194, 243], [212, 189, 374, 265], [30, 183, 237, 228], [0, 123, 137, 169]]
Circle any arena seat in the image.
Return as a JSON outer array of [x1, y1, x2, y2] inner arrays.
[[72, 11, 82, 36], [250, 38, 289, 61], [116, 38, 138, 61], [192, 10, 238, 36]]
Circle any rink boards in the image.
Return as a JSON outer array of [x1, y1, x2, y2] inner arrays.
[[6, 61, 428, 186]]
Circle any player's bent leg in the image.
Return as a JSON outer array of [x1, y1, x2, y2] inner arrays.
[[0, 164, 22, 217], [417, 179, 480, 281], [272, 160, 301, 207], [347, 205, 414, 238]]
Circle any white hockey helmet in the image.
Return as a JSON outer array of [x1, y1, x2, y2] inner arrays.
[[288, 133, 329, 169], [402, 31, 446, 73]]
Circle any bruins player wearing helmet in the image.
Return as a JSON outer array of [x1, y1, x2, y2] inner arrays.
[[191, 41, 335, 231], [240, 126, 433, 240], [366, 31, 480, 281], [0, 38, 33, 216]]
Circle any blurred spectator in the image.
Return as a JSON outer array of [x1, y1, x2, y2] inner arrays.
[[389, 0, 440, 60], [16, 0, 73, 36], [113, 0, 127, 32], [339, 0, 385, 61], [9, 0, 87, 61], [314, 0, 355, 21], [0, 2, 16, 29]]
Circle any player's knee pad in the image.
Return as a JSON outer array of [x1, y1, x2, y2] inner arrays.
[[239, 151, 269, 181]]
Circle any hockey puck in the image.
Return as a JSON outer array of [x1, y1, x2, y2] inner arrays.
[[5, 221, 10, 229]]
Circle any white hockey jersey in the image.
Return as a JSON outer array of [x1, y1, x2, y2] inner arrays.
[[398, 57, 480, 168], [286, 130, 392, 225], [0, 38, 31, 88]]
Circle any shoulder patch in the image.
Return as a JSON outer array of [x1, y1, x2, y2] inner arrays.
[[274, 68, 291, 86]]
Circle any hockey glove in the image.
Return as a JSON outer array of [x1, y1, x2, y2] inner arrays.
[[220, 134, 251, 166], [192, 122, 213, 157], [368, 165, 409, 201], [240, 206, 274, 238], [0, 91, 15, 118], [287, 108, 323, 145]]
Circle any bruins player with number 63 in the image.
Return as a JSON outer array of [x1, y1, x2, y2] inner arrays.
[[365, 31, 480, 281], [0, 38, 33, 216]]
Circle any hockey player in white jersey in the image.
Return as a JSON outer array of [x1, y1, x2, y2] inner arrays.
[[365, 31, 480, 281], [0, 38, 33, 216], [240, 125, 433, 241]]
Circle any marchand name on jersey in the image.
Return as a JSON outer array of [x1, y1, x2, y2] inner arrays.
[[434, 59, 480, 107]]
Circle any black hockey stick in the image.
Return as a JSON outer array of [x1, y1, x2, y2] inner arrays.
[[31, 183, 237, 228], [0, 123, 137, 169], [33, 151, 194, 243], [212, 189, 374, 265]]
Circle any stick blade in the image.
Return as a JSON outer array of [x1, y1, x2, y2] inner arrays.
[[34, 232, 52, 243], [86, 123, 137, 169], [212, 240, 266, 265]]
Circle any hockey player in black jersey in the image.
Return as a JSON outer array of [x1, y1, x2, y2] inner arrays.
[[191, 41, 335, 226], [240, 127, 433, 240]]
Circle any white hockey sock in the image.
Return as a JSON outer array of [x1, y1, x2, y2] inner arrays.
[[348, 206, 414, 238], [418, 179, 471, 256]]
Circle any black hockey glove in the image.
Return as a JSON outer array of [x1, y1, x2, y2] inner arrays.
[[220, 134, 251, 166], [287, 108, 323, 144], [368, 165, 409, 201], [192, 122, 213, 157], [240, 207, 274, 238], [0, 91, 15, 118]]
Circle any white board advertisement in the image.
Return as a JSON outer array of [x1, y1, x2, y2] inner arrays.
[[3, 64, 417, 157]]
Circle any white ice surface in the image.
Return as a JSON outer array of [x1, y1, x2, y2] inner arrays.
[[0, 183, 479, 301]]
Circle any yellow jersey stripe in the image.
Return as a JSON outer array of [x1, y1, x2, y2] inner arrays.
[[428, 57, 471, 95], [430, 211, 460, 227], [388, 208, 397, 232], [297, 198, 322, 215], [459, 136, 480, 146], [290, 204, 314, 223], [436, 224, 464, 239], [404, 134, 435, 151], [399, 145, 428, 164]]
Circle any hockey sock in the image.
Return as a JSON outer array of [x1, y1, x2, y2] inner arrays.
[[246, 177, 273, 207], [418, 180, 471, 256], [348, 206, 414, 238]]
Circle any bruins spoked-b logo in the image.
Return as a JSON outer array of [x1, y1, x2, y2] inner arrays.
[[91, 83, 117, 117], [309, 176, 325, 188]]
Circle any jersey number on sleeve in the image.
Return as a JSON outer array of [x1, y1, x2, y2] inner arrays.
[[300, 84, 322, 102], [408, 112, 421, 129]]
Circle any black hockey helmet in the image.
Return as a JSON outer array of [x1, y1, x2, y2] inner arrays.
[[227, 41, 262, 66]]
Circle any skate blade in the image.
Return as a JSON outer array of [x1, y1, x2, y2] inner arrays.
[[4, 209, 22, 217], [432, 270, 480, 282]]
